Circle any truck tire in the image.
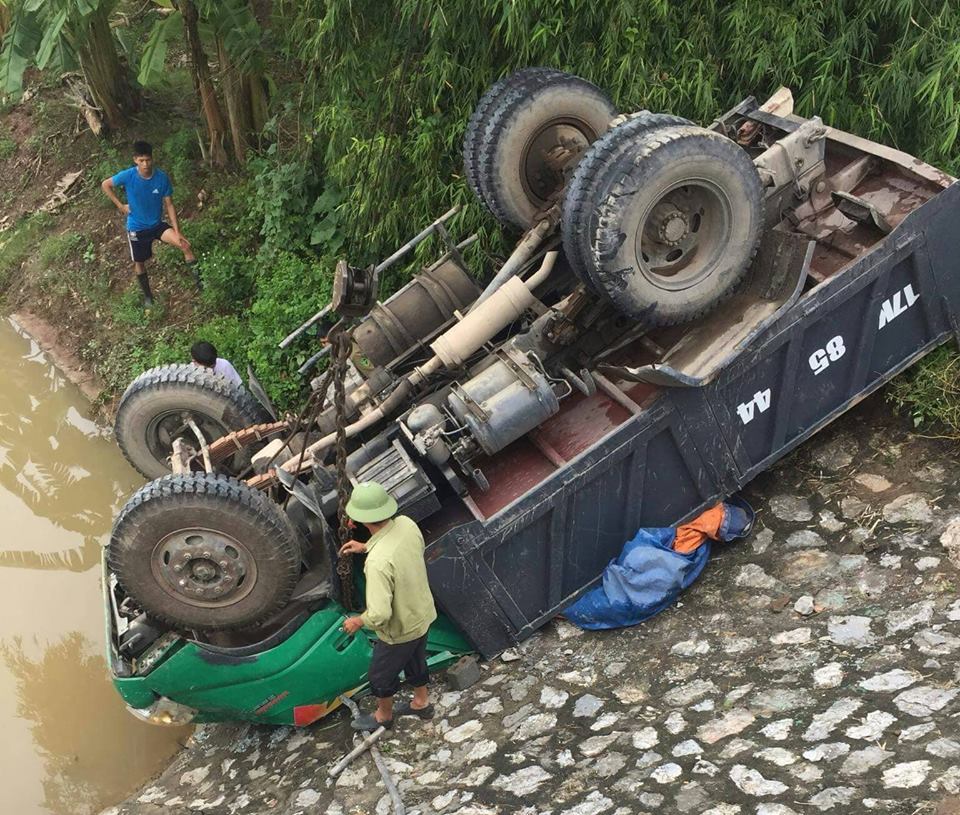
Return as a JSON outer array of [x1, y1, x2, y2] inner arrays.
[[474, 71, 617, 230], [115, 364, 270, 480], [109, 472, 302, 631], [561, 111, 693, 289], [462, 67, 564, 213], [574, 124, 763, 325]]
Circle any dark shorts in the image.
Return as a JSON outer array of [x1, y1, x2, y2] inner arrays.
[[126, 221, 172, 263], [368, 633, 430, 699]]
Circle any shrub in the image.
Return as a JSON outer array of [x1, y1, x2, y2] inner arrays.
[[245, 147, 344, 252], [245, 250, 334, 408], [196, 246, 257, 310], [888, 346, 960, 439], [160, 129, 201, 197]]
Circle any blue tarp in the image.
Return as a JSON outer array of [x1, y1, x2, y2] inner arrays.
[[562, 499, 754, 630]]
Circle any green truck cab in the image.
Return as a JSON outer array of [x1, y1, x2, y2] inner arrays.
[[105, 550, 470, 726]]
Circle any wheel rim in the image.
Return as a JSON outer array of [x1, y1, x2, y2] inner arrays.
[[151, 527, 259, 608], [520, 116, 600, 207], [145, 409, 228, 466], [633, 180, 733, 292]]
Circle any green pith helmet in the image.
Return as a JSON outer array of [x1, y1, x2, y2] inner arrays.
[[345, 481, 398, 524]]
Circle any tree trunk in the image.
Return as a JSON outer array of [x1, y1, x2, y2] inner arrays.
[[217, 38, 251, 165], [0, 5, 10, 42], [250, 0, 272, 28], [75, 6, 140, 132], [178, 0, 229, 167], [249, 74, 268, 132]]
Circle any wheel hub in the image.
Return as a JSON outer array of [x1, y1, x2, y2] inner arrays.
[[634, 181, 732, 291], [153, 528, 257, 606], [649, 203, 690, 246], [522, 117, 597, 205]]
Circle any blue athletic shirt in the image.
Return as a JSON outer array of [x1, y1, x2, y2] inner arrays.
[[110, 166, 173, 231]]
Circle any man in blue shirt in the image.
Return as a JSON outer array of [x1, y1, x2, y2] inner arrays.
[[100, 140, 197, 307]]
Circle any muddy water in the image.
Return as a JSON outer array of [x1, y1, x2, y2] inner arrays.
[[0, 317, 188, 815]]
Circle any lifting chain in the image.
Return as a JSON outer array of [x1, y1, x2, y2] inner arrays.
[[247, 319, 357, 610], [331, 324, 357, 611]]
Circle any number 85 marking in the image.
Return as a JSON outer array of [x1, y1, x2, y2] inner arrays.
[[809, 336, 846, 375]]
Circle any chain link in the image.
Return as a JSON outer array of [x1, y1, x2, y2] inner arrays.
[[331, 325, 356, 611]]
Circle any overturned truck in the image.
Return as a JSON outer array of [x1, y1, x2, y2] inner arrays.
[[105, 69, 960, 726]]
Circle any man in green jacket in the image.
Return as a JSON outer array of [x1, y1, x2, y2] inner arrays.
[[339, 482, 438, 730]]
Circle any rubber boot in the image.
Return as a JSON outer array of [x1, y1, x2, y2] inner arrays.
[[187, 261, 203, 292], [137, 273, 155, 308]]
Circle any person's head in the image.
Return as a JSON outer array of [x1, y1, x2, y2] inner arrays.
[[345, 482, 398, 532], [132, 140, 153, 176], [190, 341, 218, 369]]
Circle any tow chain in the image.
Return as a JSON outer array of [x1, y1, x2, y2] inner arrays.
[[238, 320, 356, 610], [330, 325, 357, 611]]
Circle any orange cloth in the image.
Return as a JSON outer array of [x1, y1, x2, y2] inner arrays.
[[672, 503, 726, 555]]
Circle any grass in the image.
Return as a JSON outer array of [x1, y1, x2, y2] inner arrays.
[[38, 230, 84, 269], [0, 130, 15, 160], [888, 346, 960, 439], [0, 212, 54, 288]]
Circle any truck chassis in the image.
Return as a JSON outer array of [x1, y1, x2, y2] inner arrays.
[[104, 72, 960, 725]]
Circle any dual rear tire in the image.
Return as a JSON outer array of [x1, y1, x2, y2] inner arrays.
[[564, 122, 763, 325], [463, 68, 617, 230], [464, 70, 763, 325]]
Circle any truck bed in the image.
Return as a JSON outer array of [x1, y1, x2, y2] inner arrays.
[[423, 128, 960, 657]]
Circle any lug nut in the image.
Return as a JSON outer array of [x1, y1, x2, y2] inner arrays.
[[173, 564, 183, 572], [178, 579, 186, 586], [219, 560, 228, 568]]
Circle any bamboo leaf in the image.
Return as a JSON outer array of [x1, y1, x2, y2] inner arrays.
[[74, 0, 100, 16], [137, 10, 182, 87], [35, 8, 68, 69], [0, 6, 43, 95]]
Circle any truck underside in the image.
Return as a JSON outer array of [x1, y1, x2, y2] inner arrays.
[[105, 71, 960, 726]]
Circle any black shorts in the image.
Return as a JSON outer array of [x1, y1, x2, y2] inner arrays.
[[126, 222, 172, 263], [367, 633, 430, 699]]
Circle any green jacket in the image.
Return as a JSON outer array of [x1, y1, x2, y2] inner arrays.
[[360, 515, 437, 644]]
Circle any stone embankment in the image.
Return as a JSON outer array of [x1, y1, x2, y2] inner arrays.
[[104, 399, 960, 815]]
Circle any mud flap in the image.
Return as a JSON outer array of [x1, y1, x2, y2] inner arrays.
[[246, 365, 277, 420]]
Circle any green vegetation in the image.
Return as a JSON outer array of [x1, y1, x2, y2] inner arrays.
[[283, 0, 960, 260], [0, 0, 958, 430], [0, 212, 52, 287], [38, 230, 83, 268], [889, 347, 960, 439], [0, 127, 14, 159]]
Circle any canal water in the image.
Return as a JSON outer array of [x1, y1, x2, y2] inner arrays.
[[0, 317, 188, 815]]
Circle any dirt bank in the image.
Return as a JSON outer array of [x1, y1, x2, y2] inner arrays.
[[12, 310, 106, 405]]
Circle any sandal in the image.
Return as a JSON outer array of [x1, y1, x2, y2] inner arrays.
[[351, 712, 393, 731], [394, 701, 435, 720]]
